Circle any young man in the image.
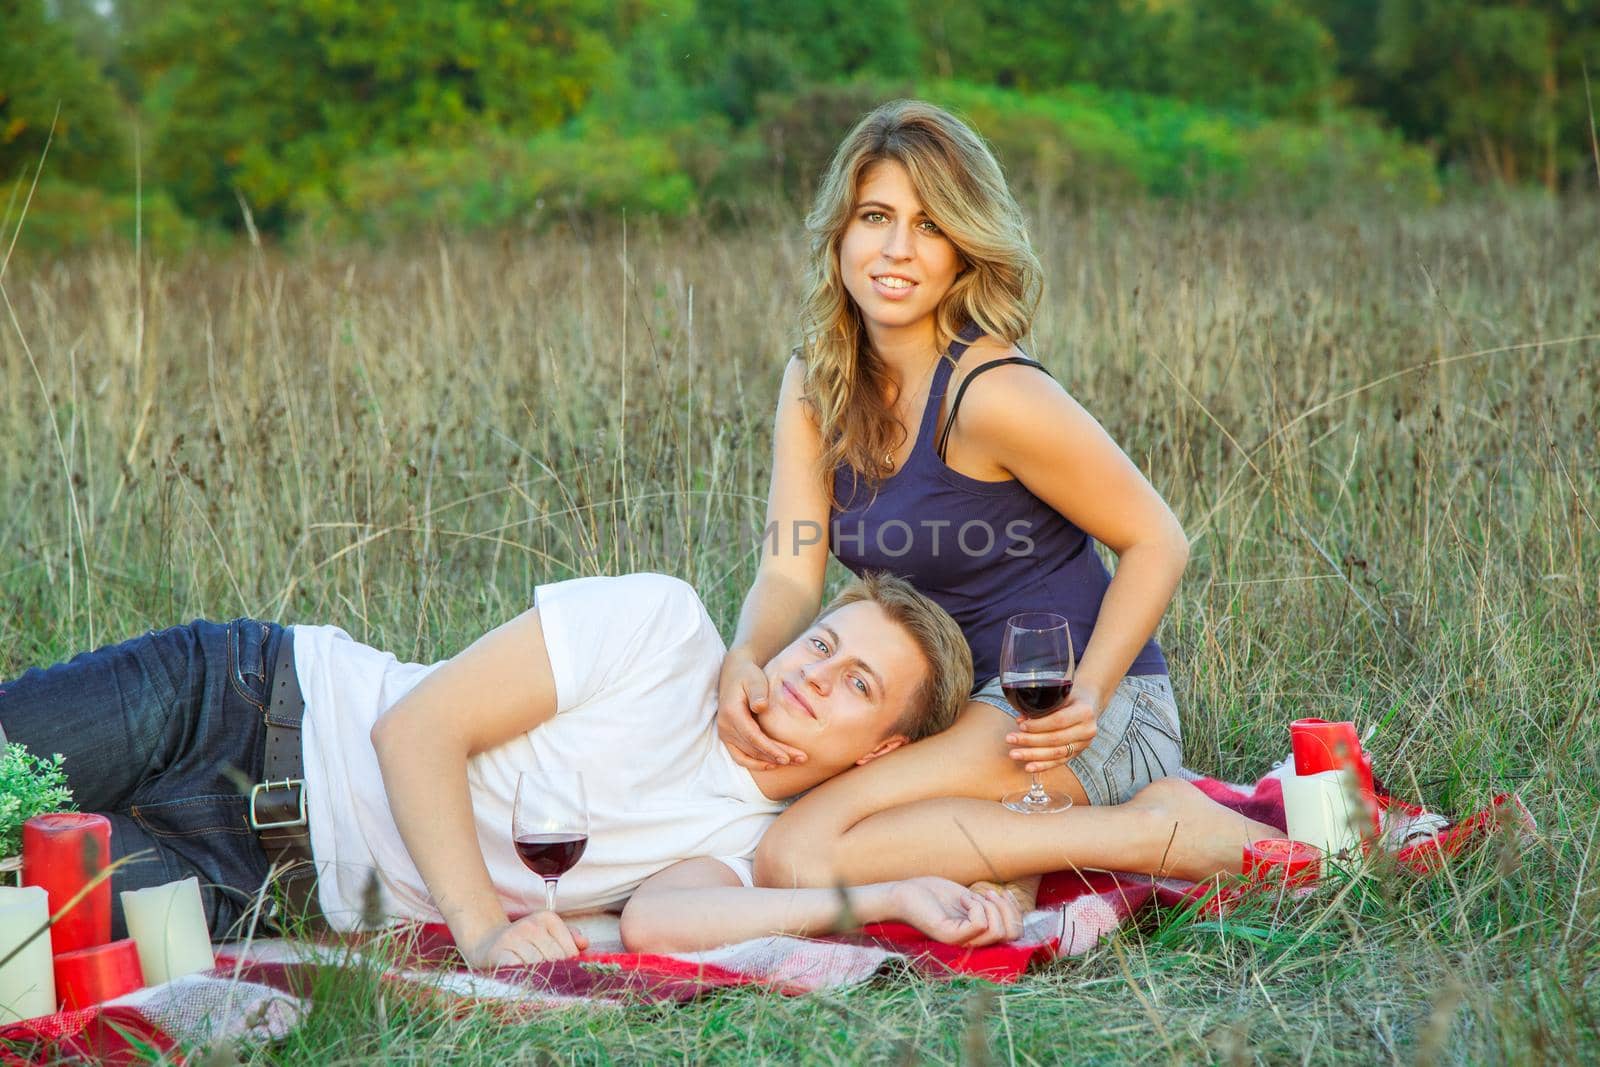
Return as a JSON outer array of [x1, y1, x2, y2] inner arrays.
[[1, 572, 1023, 967]]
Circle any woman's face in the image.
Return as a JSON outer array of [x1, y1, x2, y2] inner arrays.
[[837, 159, 962, 342]]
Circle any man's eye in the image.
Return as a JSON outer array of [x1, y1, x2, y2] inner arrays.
[[810, 637, 829, 654], [852, 677, 869, 695]]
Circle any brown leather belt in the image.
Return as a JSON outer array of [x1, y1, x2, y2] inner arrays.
[[251, 631, 319, 921]]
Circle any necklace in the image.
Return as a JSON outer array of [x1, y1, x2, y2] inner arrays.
[[883, 355, 943, 472]]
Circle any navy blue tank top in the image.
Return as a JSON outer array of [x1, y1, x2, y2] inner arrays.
[[828, 325, 1168, 687]]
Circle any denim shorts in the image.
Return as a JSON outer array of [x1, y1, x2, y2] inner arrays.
[[972, 674, 1184, 807]]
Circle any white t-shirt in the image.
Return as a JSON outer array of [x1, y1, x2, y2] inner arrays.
[[294, 573, 785, 932]]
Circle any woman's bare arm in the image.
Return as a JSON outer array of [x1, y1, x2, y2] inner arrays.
[[718, 356, 834, 767], [947, 358, 1189, 771]]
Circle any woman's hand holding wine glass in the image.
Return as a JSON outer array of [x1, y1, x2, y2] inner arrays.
[[999, 613, 1077, 813], [1004, 681, 1102, 774]]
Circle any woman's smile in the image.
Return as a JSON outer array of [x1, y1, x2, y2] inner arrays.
[[870, 273, 919, 300]]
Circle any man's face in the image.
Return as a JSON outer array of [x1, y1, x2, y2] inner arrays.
[[760, 601, 929, 773]]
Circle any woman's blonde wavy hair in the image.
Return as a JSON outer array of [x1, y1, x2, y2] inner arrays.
[[799, 100, 1042, 494]]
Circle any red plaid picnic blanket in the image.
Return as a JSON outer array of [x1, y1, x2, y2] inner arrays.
[[0, 770, 1531, 1065]]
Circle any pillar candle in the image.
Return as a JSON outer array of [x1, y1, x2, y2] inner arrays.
[[22, 813, 112, 955], [1282, 770, 1363, 856], [1289, 718, 1362, 776], [52, 938, 143, 1011], [0, 886, 55, 1024], [1289, 718, 1381, 835], [121, 878, 214, 985]]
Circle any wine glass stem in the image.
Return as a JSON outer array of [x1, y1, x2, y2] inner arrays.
[[544, 878, 558, 913], [1028, 772, 1048, 803]]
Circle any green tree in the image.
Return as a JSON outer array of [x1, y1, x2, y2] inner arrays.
[[918, 0, 1173, 93], [690, 0, 919, 124], [1162, 0, 1338, 118], [1302, 0, 1387, 106], [48, 0, 140, 101], [0, 0, 128, 185], [916, 1, 1334, 118], [130, 0, 618, 229], [695, 0, 919, 83], [586, 0, 709, 127], [1368, 0, 1599, 187]]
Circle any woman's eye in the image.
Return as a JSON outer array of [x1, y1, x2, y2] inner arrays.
[[810, 637, 829, 654], [863, 211, 887, 224], [919, 219, 942, 234], [852, 677, 869, 695]]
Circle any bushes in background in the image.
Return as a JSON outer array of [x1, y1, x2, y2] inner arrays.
[[926, 81, 1440, 207], [295, 128, 698, 241], [281, 80, 1438, 243], [1, 180, 201, 253]]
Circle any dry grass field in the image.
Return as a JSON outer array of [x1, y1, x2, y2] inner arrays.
[[1, 193, 1596, 1063]]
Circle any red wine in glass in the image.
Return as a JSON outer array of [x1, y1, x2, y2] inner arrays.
[[999, 613, 1075, 814], [514, 833, 589, 880], [1002, 673, 1073, 718], [513, 770, 590, 913]]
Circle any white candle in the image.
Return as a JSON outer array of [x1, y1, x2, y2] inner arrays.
[[0, 885, 55, 1023], [120, 878, 215, 986], [1283, 769, 1363, 856]]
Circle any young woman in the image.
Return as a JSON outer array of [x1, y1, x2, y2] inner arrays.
[[717, 100, 1264, 894]]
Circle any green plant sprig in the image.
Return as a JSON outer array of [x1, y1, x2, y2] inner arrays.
[[0, 743, 76, 858]]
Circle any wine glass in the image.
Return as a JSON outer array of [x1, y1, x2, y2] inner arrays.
[[999, 613, 1075, 814], [512, 769, 590, 913]]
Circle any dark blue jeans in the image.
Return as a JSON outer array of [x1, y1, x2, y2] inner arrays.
[[0, 619, 280, 939]]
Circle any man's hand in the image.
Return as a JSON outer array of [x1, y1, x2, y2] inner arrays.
[[888, 877, 1024, 947], [460, 912, 588, 970], [716, 648, 807, 770], [1006, 683, 1104, 774]]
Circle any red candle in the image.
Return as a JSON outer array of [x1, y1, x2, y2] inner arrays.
[[1289, 718, 1362, 776], [52, 938, 143, 1010], [22, 813, 112, 955], [1243, 839, 1322, 887]]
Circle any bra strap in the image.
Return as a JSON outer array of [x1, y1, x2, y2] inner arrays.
[[936, 357, 1051, 461]]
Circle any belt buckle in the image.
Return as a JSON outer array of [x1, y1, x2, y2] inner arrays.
[[249, 779, 307, 830]]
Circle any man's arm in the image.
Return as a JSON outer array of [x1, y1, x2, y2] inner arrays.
[[371, 607, 583, 969], [617, 858, 1023, 954]]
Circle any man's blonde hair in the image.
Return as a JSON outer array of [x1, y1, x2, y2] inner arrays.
[[821, 572, 973, 742]]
